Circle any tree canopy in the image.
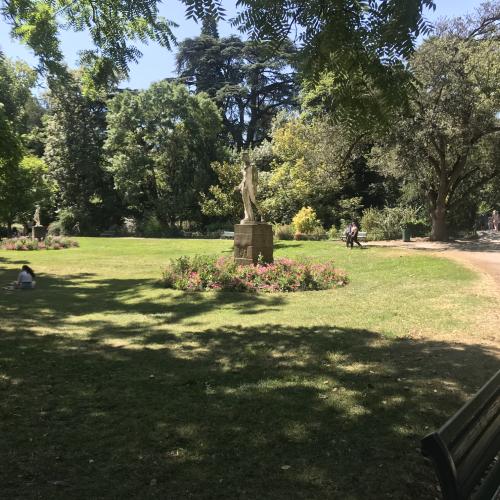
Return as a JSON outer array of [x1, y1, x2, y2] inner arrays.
[[176, 29, 298, 148], [369, 5, 500, 240], [105, 81, 223, 227]]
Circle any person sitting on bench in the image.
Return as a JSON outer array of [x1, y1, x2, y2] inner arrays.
[[16, 265, 36, 289]]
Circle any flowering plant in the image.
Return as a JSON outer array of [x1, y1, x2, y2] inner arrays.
[[163, 255, 348, 293], [1, 236, 79, 251]]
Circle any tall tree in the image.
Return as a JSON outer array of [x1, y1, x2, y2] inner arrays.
[[43, 77, 121, 232], [369, 5, 500, 240], [176, 30, 298, 148], [105, 81, 223, 227]]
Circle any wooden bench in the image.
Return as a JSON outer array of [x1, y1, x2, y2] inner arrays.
[[340, 231, 367, 242], [421, 369, 500, 500], [220, 231, 234, 239]]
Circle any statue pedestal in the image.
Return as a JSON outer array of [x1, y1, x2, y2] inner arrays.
[[234, 223, 273, 265], [32, 225, 46, 240]]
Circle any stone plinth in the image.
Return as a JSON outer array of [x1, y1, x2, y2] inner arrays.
[[234, 223, 273, 265], [32, 225, 46, 240]]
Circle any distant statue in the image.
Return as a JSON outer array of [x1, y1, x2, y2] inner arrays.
[[33, 205, 41, 227], [239, 152, 259, 223]]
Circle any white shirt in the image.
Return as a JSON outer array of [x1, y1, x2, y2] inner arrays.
[[18, 270, 33, 283]]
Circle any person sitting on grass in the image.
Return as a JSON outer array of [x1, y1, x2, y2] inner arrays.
[[16, 265, 36, 289], [348, 221, 363, 249]]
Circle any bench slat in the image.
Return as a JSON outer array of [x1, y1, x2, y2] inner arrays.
[[472, 458, 500, 500], [441, 371, 500, 446], [421, 369, 500, 500], [457, 416, 500, 497], [452, 394, 500, 466]]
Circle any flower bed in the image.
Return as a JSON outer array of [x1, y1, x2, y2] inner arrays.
[[1, 236, 79, 250], [163, 255, 348, 293]]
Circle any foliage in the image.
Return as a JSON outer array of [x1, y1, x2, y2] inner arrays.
[[1, 235, 79, 250], [327, 226, 339, 240], [273, 224, 294, 241], [1, 0, 180, 92], [44, 77, 121, 233], [361, 206, 422, 240], [231, 0, 434, 128], [259, 114, 381, 225], [200, 158, 242, 221], [0, 155, 55, 229], [368, 6, 500, 240], [292, 207, 322, 234], [105, 81, 223, 228], [163, 254, 347, 293], [176, 31, 298, 148]]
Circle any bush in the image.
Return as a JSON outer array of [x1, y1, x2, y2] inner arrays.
[[55, 208, 79, 235], [292, 207, 322, 234], [1, 236, 79, 250], [361, 206, 422, 240], [163, 255, 348, 293], [327, 227, 339, 240], [274, 224, 294, 240], [47, 220, 63, 236]]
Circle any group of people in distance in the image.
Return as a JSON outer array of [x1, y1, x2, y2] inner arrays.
[[344, 221, 363, 249]]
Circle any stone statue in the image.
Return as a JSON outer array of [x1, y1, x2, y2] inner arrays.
[[239, 152, 259, 224], [33, 205, 41, 227]]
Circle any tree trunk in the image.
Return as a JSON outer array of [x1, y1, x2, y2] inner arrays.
[[430, 203, 448, 241]]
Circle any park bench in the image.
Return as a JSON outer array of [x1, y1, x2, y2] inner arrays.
[[421, 369, 500, 500], [220, 231, 235, 239], [340, 231, 367, 242]]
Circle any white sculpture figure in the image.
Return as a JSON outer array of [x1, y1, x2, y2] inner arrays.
[[239, 152, 259, 223], [33, 205, 41, 226]]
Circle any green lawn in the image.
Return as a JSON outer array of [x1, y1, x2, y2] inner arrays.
[[0, 238, 498, 499]]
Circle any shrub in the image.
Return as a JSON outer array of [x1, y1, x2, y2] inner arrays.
[[55, 208, 78, 235], [274, 224, 294, 240], [361, 206, 422, 240], [1, 236, 79, 251], [292, 207, 322, 234], [163, 255, 348, 293], [327, 226, 339, 240]]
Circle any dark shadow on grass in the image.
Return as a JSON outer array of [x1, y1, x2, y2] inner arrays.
[[0, 268, 287, 329], [0, 320, 498, 499]]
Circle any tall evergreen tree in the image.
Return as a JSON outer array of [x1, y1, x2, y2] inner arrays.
[[43, 78, 122, 232], [176, 28, 298, 148]]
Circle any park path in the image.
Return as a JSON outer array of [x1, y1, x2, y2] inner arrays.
[[368, 230, 500, 291]]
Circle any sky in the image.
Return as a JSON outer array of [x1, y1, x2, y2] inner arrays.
[[0, 0, 487, 90]]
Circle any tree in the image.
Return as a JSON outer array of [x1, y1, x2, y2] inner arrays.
[[260, 115, 380, 226], [0, 54, 38, 162], [0, 155, 55, 231], [176, 29, 298, 148], [2, 0, 434, 98], [231, 0, 435, 122], [105, 81, 223, 227], [201, 113, 388, 227], [43, 77, 121, 232], [369, 5, 500, 240]]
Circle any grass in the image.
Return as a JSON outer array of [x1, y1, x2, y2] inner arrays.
[[0, 238, 498, 499]]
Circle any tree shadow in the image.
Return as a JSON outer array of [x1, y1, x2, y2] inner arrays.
[[0, 270, 287, 332], [1, 320, 497, 499]]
